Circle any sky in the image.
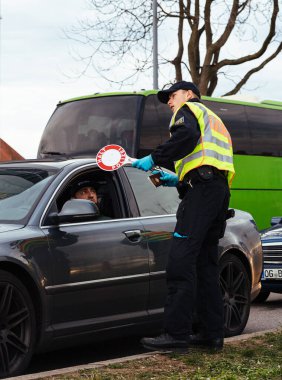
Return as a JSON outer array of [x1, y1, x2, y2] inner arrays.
[[0, 0, 281, 159]]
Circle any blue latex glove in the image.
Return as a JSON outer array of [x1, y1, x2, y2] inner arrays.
[[159, 171, 179, 187], [132, 154, 154, 171], [174, 232, 188, 238]]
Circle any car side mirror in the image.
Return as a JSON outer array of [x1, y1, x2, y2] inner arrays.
[[48, 199, 100, 225], [270, 216, 282, 226]]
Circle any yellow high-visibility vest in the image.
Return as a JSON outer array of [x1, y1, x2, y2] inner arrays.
[[171, 102, 235, 186]]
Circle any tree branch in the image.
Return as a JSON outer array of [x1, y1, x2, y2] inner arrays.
[[223, 42, 282, 95], [217, 0, 280, 69], [188, 0, 201, 83], [211, 0, 240, 53], [171, 0, 184, 81]]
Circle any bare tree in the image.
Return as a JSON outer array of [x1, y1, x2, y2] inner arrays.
[[66, 0, 282, 96]]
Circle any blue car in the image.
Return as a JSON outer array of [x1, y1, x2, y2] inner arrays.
[[254, 218, 282, 302]]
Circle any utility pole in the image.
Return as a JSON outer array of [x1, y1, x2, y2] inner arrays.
[[152, 0, 158, 89]]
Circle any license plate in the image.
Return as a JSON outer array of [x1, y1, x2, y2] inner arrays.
[[262, 268, 282, 280]]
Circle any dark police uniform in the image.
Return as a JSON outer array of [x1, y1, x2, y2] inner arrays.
[[150, 98, 233, 342]]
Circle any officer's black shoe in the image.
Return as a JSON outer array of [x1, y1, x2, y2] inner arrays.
[[189, 334, 224, 351], [141, 333, 189, 352]]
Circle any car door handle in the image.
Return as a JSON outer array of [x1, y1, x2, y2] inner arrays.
[[124, 230, 142, 243]]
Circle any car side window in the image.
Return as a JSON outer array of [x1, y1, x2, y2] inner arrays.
[[124, 167, 180, 217], [44, 169, 121, 225]]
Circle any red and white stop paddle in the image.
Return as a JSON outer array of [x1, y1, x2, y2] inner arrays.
[[96, 144, 136, 171]]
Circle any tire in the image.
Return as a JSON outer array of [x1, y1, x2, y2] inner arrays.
[[219, 254, 251, 337], [253, 289, 270, 303], [0, 270, 36, 378]]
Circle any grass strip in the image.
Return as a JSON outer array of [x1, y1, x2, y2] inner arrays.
[[41, 330, 282, 380]]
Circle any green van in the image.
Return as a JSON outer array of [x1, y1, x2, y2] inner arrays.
[[38, 90, 282, 229]]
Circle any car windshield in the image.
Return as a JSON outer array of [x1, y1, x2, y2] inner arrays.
[[0, 168, 56, 223], [38, 95, 141, 158]]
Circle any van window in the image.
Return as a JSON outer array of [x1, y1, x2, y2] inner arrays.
[[38, 96, 142, 158], [204, 101, 252, 155], [138, 95, 171, 157], [246, 107, 282, 157], [155, 96, 172, 142]]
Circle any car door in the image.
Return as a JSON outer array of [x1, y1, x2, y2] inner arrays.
[[41, 168, 149, 336], [122, 167, 180, 315]]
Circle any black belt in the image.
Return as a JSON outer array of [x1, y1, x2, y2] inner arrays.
[[177, 166, 227, 199], [184, 166, 227, 183]]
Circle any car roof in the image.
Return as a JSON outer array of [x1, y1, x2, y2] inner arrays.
[[0, 157, 97, 170]]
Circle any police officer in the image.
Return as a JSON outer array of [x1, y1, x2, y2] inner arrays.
[[132, 81, 235, 351]]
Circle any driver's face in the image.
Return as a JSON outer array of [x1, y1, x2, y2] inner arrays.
[[74, 186, 98, 203]]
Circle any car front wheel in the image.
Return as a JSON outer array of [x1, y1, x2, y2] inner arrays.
[[0, 270, 36, 378], [219, 254, 251, 337]]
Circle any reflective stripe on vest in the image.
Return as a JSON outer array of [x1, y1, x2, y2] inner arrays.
[[171, 102, 235, 186]]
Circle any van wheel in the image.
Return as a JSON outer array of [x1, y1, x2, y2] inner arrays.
[[219, 254, 251, 337], [0, 270, 36, 378]]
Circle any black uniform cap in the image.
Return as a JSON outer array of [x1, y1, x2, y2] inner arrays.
[[71, 180, 96, 196], [157, 81, 201, 104]]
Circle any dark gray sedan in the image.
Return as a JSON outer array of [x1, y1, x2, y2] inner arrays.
[[0, 158, 262, 378]]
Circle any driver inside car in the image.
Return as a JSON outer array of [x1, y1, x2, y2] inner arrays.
[[71, 180, 111, 220], [72, 180, 98, 204]]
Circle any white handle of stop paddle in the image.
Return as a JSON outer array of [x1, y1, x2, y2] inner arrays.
[[125, 156, 137, 164]]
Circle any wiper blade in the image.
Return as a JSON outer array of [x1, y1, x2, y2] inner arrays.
[[41, 151, 65, 156]]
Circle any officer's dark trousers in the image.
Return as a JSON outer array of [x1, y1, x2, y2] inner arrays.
[[164, 173, 230, 340]]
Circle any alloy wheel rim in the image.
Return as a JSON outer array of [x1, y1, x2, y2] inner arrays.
[[220, 261, 249, 333], [0, 282, 31, 375]]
